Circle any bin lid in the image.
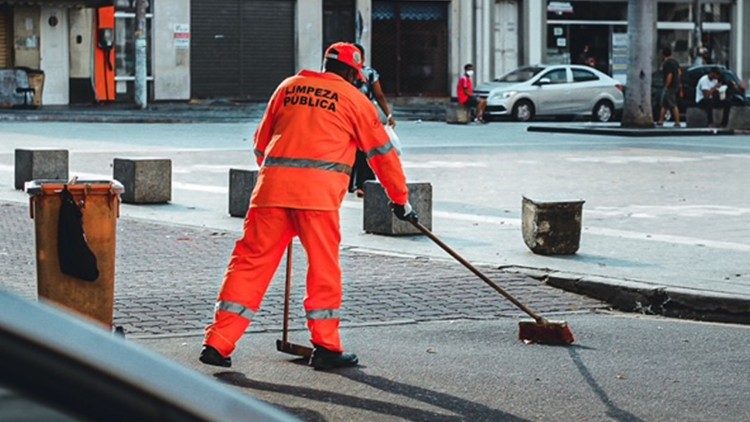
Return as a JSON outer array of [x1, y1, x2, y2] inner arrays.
[[25, 179, 125, 196]]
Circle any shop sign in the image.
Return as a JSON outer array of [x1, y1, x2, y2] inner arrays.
[[174, 24, 190, 49]]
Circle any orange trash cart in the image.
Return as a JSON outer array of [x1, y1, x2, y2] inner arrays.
[[26, 180, 124, 328]]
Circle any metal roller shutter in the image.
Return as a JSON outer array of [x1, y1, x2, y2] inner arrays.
[[0, 8, 10, 68], [191, 0, 295, 100]]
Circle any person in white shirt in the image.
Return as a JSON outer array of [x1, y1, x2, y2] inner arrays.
[[695, 68, 730, 127]]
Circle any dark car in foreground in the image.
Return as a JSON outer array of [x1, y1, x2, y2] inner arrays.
[[651, 65, 748, 119], [0, 290, 296, 421]]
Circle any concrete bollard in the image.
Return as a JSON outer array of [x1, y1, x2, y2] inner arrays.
[[363, 181, 432, 235], [686, 107, 727, 128], [445, 103, 470, 124], [727, 107, 750, 130], [685, 107, 708, 128], [228, 168, 258, 217], [113, 158, 171, 204], [14, 149, 69, 190], [522, 196, 584, 255]]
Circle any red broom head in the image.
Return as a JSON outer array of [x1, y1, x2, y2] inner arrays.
[[518, 320, 575, 346]]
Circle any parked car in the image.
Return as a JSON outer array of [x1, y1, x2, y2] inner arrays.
[[474, 65, 625, 122], [651, 64, 748, 119], [0, 289, 296, 421]]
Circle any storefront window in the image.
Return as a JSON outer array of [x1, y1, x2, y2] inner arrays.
[[546, 25, 570, 65], [655, 29, 692, 67], [547, 1, 734, 76], [657, 3, 730, 23], [700, 3, 730, 22], [114, 17, 152, 79], [657, 3, 692, 22]]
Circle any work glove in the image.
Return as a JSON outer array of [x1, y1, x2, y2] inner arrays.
[[390, 202, 418, 223]]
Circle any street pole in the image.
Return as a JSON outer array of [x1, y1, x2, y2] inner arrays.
[[134, 0, 149, 109], [693, 0, 702, 63], [621, 0, 655, 128]]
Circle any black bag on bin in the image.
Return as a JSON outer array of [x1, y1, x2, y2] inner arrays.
[[58, 186, 99, 282]]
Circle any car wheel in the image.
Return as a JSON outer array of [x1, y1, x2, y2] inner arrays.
[[512, 100, 534, 122], [593, 100, 614, 122]]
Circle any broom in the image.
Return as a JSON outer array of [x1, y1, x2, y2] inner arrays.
[[276, 243, 314, 358], [409, 219, 575, 345]]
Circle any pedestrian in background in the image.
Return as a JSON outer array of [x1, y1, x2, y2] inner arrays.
[[457, 63, 487, 123], [657, 46, 682, 127], [199, 42, 416, 370], [349, 43, 395, 198], [696, 67, 731, 128]]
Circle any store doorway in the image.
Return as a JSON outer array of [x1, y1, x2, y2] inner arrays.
[[371, 1, 449, 96], [40, 7, 69, 105], [568, 25, 610, 75]]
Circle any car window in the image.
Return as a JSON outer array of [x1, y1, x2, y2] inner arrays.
[[572, 69, 599, 82], [540, 69, 568, 84], [496, 66, 545, 83]]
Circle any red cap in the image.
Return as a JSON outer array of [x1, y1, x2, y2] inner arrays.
[[324, 42, 366, 82]]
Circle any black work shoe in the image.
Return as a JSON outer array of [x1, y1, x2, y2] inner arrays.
[[199, 345, 232, 368], [309, 345, 359, 370]]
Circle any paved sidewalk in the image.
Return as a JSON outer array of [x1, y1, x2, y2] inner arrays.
[[0, 201, 605, 337]]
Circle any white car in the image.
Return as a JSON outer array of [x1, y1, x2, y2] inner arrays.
[[474, 65, 625, 122]]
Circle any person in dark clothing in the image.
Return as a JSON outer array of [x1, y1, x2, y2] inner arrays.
[[657, 47, 682, 127], [349, 44, 396, 198]]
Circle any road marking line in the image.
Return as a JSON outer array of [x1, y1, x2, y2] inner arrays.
[[64, 172, 230, 194], [343, 202, 750, 252]]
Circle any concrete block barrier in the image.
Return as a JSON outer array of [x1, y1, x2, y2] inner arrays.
[[228, 168, 258, 217], [522, 196, 584, 255], [685, 107, 707, 128], [686, 107, 729, 128], [363, 181, 432, 235], [445, 104, 470, 124], [113, 158, 171, 204], [727, 106, 750, 130], [14, 148, 68, 190]]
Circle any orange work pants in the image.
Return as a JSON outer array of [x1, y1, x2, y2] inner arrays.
[[204, 207, 343, 357]]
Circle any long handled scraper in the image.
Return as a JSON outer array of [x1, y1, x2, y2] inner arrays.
[[275, 243, 314, 358], [409, 219, 575, 345]]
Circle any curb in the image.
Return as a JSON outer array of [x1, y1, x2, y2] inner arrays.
[[0, 108, 445, 124], [0, 113, 255, 124], [527, 125, 735, 137], [501, 266, 750, 325]]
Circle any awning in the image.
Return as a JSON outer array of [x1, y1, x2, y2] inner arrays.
[[0, 0, 113, 7]]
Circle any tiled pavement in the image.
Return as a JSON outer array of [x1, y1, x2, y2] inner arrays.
[[0, 201, 607, 337]]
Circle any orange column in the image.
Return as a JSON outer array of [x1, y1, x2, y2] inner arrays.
[[94, 6, 115, 102]]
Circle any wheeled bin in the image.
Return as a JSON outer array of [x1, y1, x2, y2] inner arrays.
[[26, 180, 124, 327]]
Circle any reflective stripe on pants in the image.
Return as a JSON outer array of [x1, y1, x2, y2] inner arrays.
[[203, 207, 344, 356]]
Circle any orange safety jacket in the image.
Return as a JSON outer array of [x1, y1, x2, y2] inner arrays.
[[251, 70, 408, 210]]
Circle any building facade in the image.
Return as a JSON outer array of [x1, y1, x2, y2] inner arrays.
[[0, 0, 111, 105], [186, 0, 749, 101]]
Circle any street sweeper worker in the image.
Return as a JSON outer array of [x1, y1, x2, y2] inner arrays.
[[200, 42, 417, 370]]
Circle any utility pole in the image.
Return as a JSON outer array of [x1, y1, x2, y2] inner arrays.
[[693, 0, 702, 61], [621, 0, 656, 128], [134, 0, 148, 109]]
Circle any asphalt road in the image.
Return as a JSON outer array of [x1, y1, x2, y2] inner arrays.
[[139, 313, 750, 421]]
